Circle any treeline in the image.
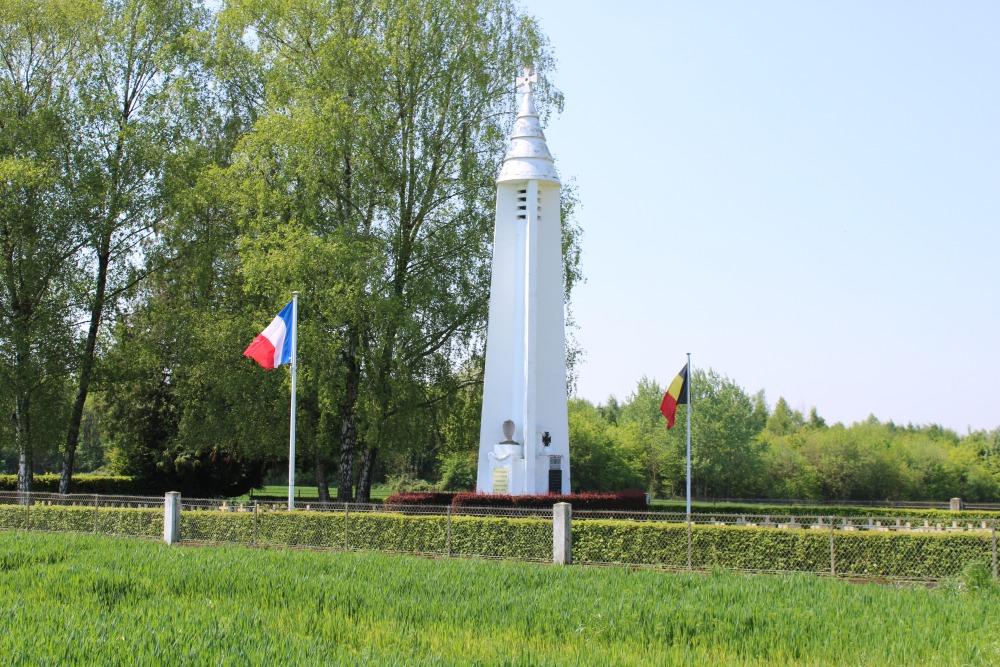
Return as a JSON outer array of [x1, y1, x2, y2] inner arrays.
[[5, 1, 996, 504], [0, 0, 580, 498], [568, 371, 1000, 502]]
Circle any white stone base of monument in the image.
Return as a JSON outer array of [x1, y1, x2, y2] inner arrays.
[[488, 444, 524, 495]]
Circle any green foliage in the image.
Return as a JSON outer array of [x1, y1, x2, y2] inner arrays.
[[615, 377, 679, 495], [384, 472, 438, 495], [759, 415, 1000, 502], [451, 515, 551, 560], [207, 0, 576, 501], [587, 373, 1000, 503], [567, 398, 643, 491], [0, 474, 144, 495], [178, 507, 551, 558], [2, 531, 999, 665], [180, 510, 256, 544], [0, 0, 96, 488], [948, 562, 999, 594], [11, 500, 992, 581], [685, 370, 769, 497], [589, 371, 768, 497], [437, 452, 477, 491], [766, 397, 805, 436], [651, 499, 1000, 521], [573, 519, 995, 579], [0, 503, 162, 537]]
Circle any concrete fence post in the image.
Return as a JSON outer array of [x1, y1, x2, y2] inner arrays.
[[553, 502, 572, 565], [950, 497, 963, 512], [164, 492, 181, 545]]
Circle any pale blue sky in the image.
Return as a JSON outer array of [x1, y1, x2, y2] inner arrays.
[[524, 1, 1000, 431]]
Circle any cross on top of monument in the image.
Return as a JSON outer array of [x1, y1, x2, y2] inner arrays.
[[516, 66, 538, 93]]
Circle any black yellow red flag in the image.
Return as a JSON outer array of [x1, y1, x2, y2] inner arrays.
[[660, 364, 689, 429]]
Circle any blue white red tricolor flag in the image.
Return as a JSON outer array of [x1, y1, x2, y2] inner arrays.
[[244, 301, 294, 370]]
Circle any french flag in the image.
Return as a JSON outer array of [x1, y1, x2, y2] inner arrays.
[[244, 301, 294, 370]]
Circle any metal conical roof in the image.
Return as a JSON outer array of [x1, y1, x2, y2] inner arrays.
[[498, 69, 560, 184]]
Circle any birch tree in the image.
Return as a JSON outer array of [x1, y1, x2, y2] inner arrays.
[[217, 0, 571, 501], [0, 0, 96, 491], [59, 0, 211, 492]]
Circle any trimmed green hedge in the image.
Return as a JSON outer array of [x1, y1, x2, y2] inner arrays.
[[0, 503, 162, 537], [178, 509, 553, 559], [651, 500, 1000, 521], [3, 502, 994, 579], [0, 474, 147, 495], [572, 518, 995, 578], [451, 515, 551, 559]]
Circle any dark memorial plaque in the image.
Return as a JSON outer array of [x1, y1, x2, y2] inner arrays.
[[548, 455, 563, 494], [548, 469, 562, 494]]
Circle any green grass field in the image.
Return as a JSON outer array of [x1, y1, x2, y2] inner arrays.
[[243, 485, 392, 501], [1, 532, 997, 665]]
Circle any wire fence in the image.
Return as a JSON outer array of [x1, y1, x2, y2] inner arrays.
[[681, 496, 1000, 511], [178, 499, 554, 560], [2, 492, 997, 580], [0, 491, 164, 539], [572, 510, 999, 579]]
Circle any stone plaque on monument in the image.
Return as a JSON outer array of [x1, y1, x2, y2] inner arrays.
[[493, 467, 510, 495], [548, 455, 563, 494]]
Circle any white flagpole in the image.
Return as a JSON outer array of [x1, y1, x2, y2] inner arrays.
[[288, 291, 299, 511], [686, 352, 692, 518]]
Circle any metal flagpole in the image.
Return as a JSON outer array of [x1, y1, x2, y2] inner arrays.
[[288, 291, 299, 511], [686, 352, 692, 517]]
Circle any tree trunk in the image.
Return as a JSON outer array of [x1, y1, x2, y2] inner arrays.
[[60, 246, 109, 494], [314, 451, 331, 503], [12, 306, 33, 494], [355, 446, 377, 503], [336, 329, 362, 502], [15, 394, 32, 493], [336, 418, 357, 503]]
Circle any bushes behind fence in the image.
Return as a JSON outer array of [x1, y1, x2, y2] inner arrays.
[[179, 508, 553, 560], [653, 501, 1000, 522], [0, 503, 162, 537], [0, 474, 145, 495], [572, 519, 994, 579]]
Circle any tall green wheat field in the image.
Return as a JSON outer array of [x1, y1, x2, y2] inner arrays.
[[0, 532, 996, 665]]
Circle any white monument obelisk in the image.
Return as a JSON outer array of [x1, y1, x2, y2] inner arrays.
[[476, 67, 570, 496]]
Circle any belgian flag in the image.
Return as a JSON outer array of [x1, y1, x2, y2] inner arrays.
[[659, 363, 689, 429]]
